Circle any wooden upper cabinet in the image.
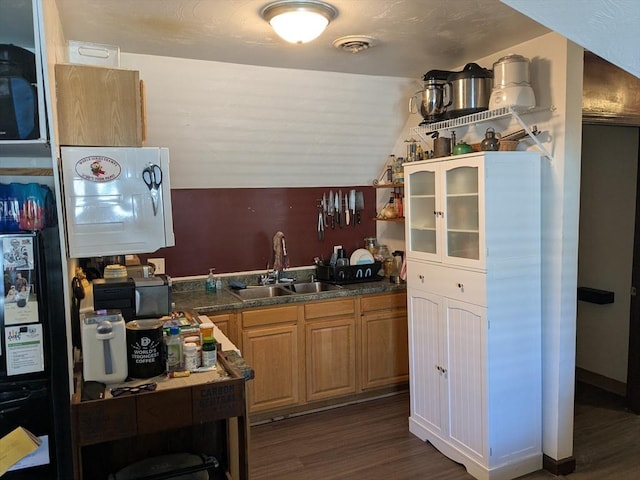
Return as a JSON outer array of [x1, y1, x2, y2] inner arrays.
[[55, 64, 144, 146]]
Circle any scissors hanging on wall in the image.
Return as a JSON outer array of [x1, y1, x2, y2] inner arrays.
[[142, 163, 162, 216]]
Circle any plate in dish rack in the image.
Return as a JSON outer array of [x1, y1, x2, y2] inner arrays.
[[350, 248, 375, 265]]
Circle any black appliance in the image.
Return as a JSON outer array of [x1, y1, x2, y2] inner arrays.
[[0, 229, 72, 479]]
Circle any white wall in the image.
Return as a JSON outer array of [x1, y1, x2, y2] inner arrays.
[[120, 54, 415, 189], [473, 33, 583, 462], [577, 125, 639, 383]]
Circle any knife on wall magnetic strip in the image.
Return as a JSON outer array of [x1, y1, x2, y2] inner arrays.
[[355, 191, 364, 224]]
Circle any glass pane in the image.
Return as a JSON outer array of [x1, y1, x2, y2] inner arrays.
[[410, 170, 435, 196], [447, 231, 479, 260], [412, 197, 436, 229], [447, 167, 478, 195], [411, 228, 436, 254], [447, 195, 479, 231], [409, 169, 437, 255]]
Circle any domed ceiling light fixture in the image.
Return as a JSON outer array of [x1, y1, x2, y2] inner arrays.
[[261, 0, 338, 44]]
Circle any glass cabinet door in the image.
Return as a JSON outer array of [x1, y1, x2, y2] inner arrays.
[[445, 166, 479, 261], [407, 169, 437, 256]]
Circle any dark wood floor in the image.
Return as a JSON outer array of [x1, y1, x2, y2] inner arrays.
[[249, 383, 640, 479]]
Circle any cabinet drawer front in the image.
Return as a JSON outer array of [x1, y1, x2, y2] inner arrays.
[[361, 292, 407, 313], [304, 298, 355, 320], [74, 396, 137, 445], [242, 305, 298, 328], [407, 262, 486, 306]]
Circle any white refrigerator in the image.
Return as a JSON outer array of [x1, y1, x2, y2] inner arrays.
[[60, 147, 175, 258]]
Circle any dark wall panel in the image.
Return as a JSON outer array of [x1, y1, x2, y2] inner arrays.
[[140, 187, 377, 277]]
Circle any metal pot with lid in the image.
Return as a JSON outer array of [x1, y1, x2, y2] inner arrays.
[[446, 63, 493, 119]]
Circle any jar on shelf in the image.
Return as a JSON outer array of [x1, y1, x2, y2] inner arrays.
[[392, 156, 404, 183]]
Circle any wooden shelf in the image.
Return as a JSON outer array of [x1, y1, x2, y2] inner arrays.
[[374, 217, 405, 222], [373, 183, 404, 188]]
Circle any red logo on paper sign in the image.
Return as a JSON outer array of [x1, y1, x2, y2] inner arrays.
[[75, 155, 122, 182]]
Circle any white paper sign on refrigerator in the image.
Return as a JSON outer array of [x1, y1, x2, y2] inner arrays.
[[60, 147, 175, 257]]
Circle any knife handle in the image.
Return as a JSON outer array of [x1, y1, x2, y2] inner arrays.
[[346, 208, 350, 226], [331, 214, 335, 229], [356, 210, 361, 224]]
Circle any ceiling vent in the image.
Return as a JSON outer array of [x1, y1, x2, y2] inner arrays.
[[333, 35, 377, 53]]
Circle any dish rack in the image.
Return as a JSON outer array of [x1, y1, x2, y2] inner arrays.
[[317, 262, 384, 285]]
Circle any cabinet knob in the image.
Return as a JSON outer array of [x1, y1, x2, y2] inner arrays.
[[457, 283, 464, 291], [419, 274, 425, 282]]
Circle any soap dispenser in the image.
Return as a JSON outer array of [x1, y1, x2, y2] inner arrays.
[[206, 268, 216, 292]]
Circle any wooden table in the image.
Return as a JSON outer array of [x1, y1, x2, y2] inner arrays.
[[71, 352, 249, 480]]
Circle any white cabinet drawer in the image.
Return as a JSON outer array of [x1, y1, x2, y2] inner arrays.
[[407, 262, 486, 306]]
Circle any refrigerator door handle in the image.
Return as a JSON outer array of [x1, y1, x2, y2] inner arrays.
[[0, 391, 32, 412]]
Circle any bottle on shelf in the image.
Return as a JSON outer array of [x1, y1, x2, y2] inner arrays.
[[394, 189, 404, 218], [392, 156, 404, 184]]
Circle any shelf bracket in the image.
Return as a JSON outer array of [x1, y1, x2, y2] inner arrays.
[[508, 107, 553, 160]]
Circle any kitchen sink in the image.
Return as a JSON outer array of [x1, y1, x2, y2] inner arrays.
[[283, 282, 343, 294], [226, 285, 294, 301], [226, 282, 342, 301]]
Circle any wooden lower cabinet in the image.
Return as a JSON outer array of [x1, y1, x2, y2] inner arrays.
[[241, 305, 300, 413], [360, 292, 409, 389], [304, 298, 356, 402], [239, 291, 408, 416]]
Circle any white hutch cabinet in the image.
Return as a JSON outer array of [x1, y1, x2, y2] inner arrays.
[[404, 151, 543, 480]]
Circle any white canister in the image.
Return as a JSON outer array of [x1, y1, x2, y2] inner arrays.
[[492, 54, 532, 87], [489, 54, 535, 111], [81, 311, 128, 384]]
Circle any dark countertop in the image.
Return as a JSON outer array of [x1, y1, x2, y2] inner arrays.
[[173, 280, 406, 314]]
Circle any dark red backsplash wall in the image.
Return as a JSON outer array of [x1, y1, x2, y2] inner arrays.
[[140, 187, 377, 277]]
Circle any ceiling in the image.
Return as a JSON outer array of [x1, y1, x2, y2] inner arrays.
[[53, 0, 551, 79]]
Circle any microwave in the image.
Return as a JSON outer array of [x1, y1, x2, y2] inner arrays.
[[93, 275, 172, 320]]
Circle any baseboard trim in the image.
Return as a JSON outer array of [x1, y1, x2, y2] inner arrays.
[[575, 367, 626, 397], [543, 454, 576, 475]]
